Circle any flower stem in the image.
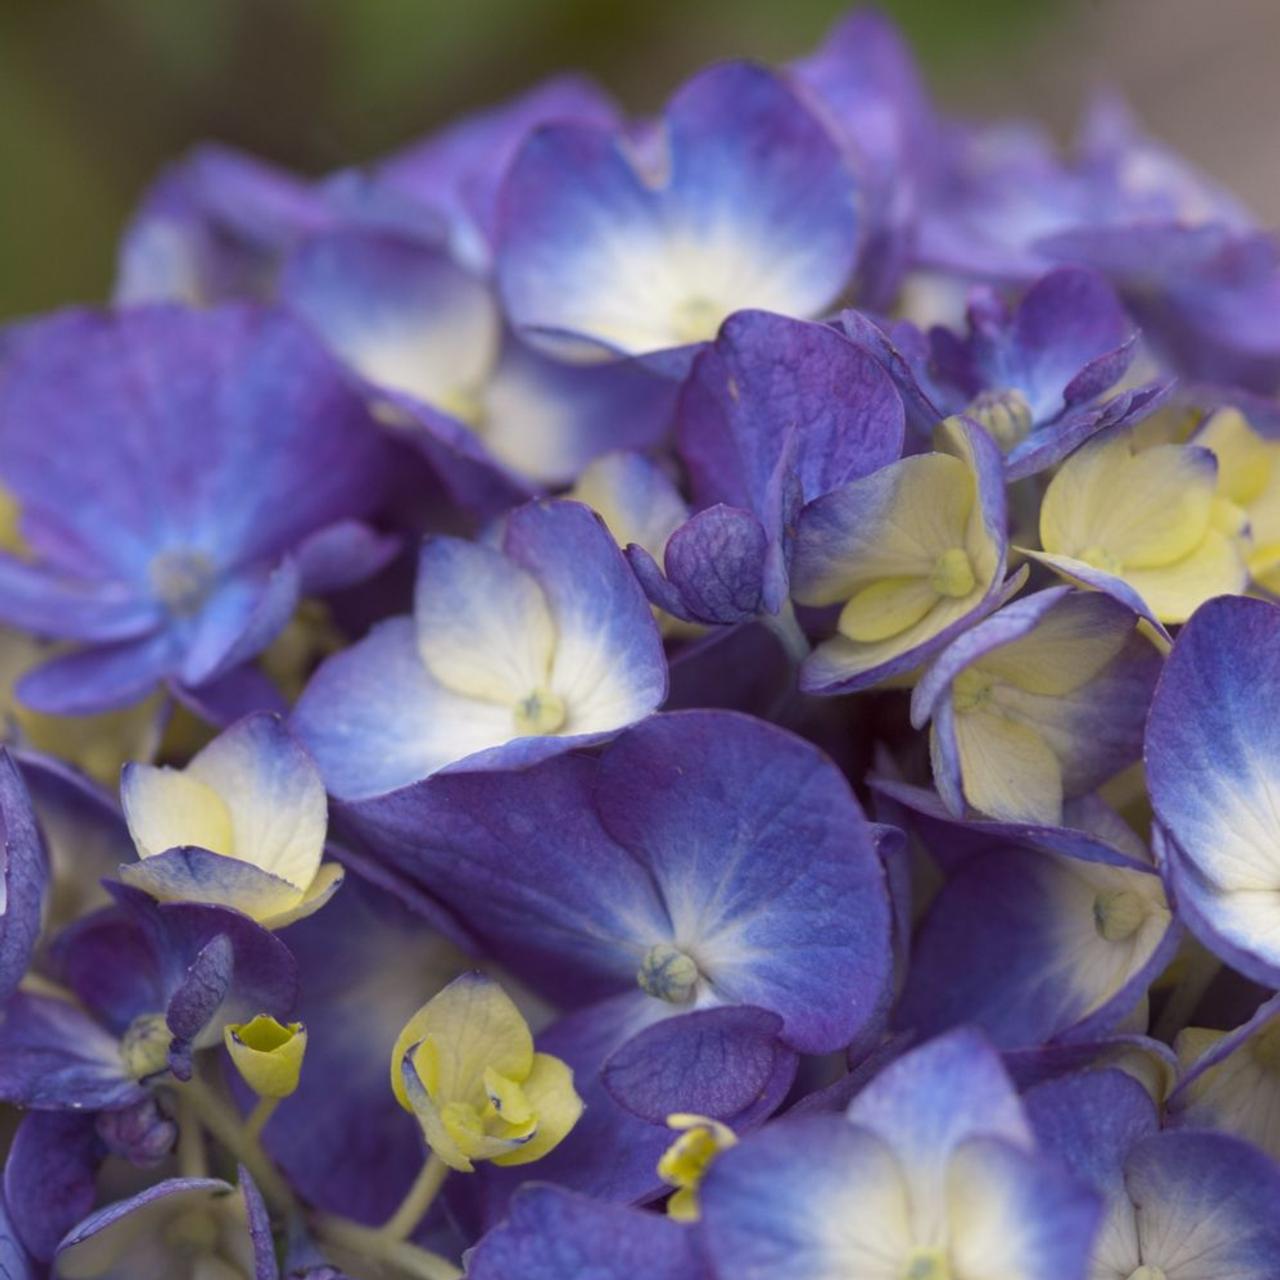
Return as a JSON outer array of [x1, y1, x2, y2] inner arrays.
[[763, 600, 811, 666], [383, 1153, 450, 1241], [315, 1215, 462, 1280], [176, 1092, 207, 1179], [245, 1096, 280, 1143], [173, 1077, 299, 1218]]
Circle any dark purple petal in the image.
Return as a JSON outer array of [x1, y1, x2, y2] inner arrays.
[[465, 1186, 707, 1280], [3, 1110, 102, 1261], [661, 505, 767, 625], [602, 1005, 793, 1122], [0, 751, 47, 1006]]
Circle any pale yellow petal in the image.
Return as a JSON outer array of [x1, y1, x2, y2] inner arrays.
[[976, 594, 1131, 696], [490, 1052, 584, 1167], [838, 577, 937, 643], [954, 707, 1064, 825], [1197, 407, 1276, 507], [390, 974, 533, 1114], [1121, 529, 1248, 624], [121, 765, 233, 860]]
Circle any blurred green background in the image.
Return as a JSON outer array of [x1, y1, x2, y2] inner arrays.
[[2, 0, 1276, 322]]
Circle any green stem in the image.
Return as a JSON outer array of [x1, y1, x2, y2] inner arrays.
[[245, 1095, 280, 1143], [174, 1077, 299, 1218], [315, 1216, 462, 1280], [176, 1092, 207, 1179], [763, 600, 811, 666], [382, 1153, 450, 1241]]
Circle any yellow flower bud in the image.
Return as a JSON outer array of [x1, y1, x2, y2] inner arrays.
[[224, 1014, 307, 1099]]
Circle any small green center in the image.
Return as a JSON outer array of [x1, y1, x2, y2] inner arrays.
[[513, 687, 567, 736], [637, 944, 700, 1004], [120, 1012, 171, 1080], [149, 549, 217, 615], [968, 388, 1033, 451], [930, 548, 976, 598], [903, 1249, 951, 1280], [1093, 890, 1147, 943]]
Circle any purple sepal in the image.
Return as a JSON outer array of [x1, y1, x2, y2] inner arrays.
[[240, 1167, 280, 1280], [1001, 1034, 1177, 1092], [170, 663, 290, 728], [294, 520, 401, 596], [657, 505, 768, 625], [674, 310, 904, 611], [0, 304, 391, 711], [54, 1177, 234, 1272], [3, 1110, 102, 1262], [165, 933, 235, 1080], [56, 884, 298, 1047], [869, 777, 1152, 871], [602, 1005, 795, 1122], [95, 1094, 177, 1167], [0, 751, 48, 1006], [0, 1192, 34, 1280], [464, 1186, 709, 1280]]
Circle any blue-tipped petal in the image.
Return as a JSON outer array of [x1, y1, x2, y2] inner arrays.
[[497, 63, 861, 367], [594, 711, 892, 1054], [897, 849, 1175, 1048], [1146, 595, 1280, 983]]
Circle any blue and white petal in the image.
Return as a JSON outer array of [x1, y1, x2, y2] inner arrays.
[[1146, 595, 1280, 984]]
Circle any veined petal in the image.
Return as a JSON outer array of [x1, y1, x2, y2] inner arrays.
[[183, 713, 327, 891], [414, 536, 556, 706], [1041, 435, 1217, 569], [291, 616, 517, 800], [118, 847, 307, 924], [1119, 528, 1247, 624], [953, 707, 1064, 825], [491, 1052, 584, 1166], [121, 765, 234, 861]]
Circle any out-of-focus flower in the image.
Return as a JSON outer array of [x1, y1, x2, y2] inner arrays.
[[0, 306, 391, 715], [657, 1114, 737, 1221]]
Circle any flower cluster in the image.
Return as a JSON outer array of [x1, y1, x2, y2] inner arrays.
[[3, 8, 1280, 1279]]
